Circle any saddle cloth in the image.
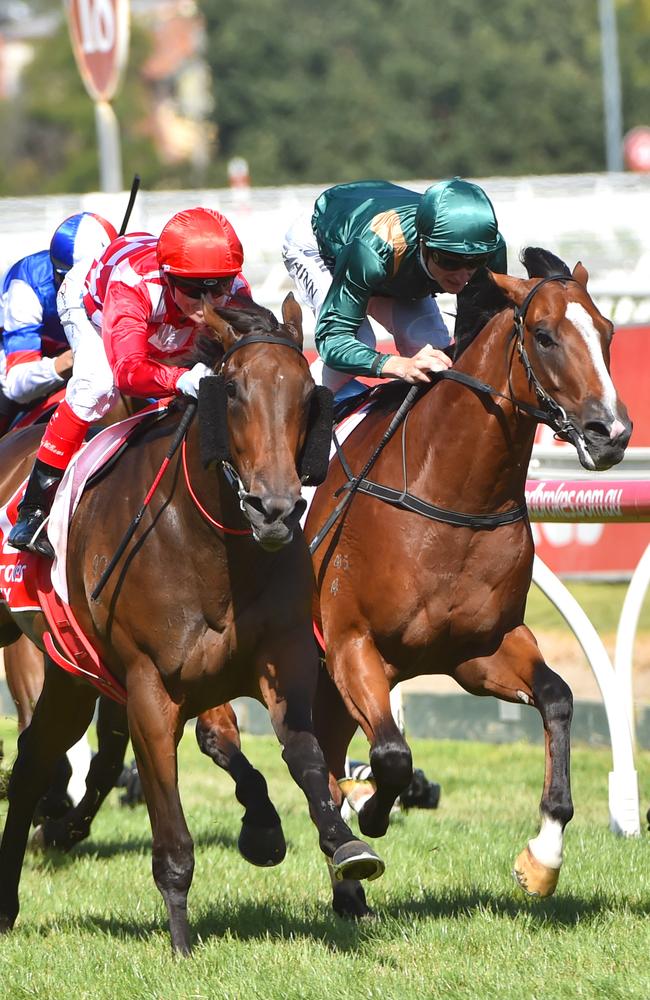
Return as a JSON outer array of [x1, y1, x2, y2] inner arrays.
[[0, 405, 168, 704]]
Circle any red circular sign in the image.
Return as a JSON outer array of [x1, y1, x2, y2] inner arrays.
[[66, 0, 130, 102], [623, 126, 650, 172]]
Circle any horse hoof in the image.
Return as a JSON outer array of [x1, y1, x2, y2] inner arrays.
[[238, 821, 287, 867], [332, 881, 374, 920], [338, 777, 376, 816], [0, 914, 15, 933], [331, 839, 385, 883], [513, 845, 560, 898]]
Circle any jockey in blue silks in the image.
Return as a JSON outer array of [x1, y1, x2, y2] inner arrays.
[[0, 212, 117, 431]]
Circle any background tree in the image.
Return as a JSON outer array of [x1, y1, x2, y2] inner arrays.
[[1, 0, 649, 194], [0, 15, 196, 195], [201, 0, 650, 185]]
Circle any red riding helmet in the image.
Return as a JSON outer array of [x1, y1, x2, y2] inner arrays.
[[157, 207, 244, 278]]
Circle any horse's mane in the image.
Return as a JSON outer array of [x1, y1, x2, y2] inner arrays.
[[453, 246, 571, 359], [189, 296, 284, 368]]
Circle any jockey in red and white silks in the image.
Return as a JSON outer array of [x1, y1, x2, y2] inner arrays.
[[58, 231, 250, 421], [8, 207, 251, 559]]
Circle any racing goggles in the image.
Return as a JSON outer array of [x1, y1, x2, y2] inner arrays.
[[425, 246, 491, 272], [168, 274, 235, 298]]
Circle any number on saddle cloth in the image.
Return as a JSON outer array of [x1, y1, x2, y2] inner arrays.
[[197, 377, 335, 487]]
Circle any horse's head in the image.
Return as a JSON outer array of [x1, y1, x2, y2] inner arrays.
[[489, 251, 632, 471], [196, 294, 331, 551]]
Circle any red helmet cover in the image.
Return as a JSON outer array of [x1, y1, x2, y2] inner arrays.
[[157, 207, 244, 278]]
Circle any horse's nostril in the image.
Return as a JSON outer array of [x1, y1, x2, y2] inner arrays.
[[584, 420, 611, 440]]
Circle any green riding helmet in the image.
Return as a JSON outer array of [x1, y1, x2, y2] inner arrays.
[[415, 177, 501, 256]]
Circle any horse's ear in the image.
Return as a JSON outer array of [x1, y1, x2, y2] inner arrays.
[[572, 261, 589, 287], [202, 298, 238, 351], [281, 292, 304, 349], [487, 271, 533, 308]]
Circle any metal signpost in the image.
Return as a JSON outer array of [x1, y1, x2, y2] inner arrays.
[[65, 0, 130, 192]]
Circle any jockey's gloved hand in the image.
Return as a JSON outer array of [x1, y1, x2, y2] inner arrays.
[[176, 362, 213, 398]]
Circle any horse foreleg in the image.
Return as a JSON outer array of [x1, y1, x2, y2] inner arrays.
[[456, 625, 574, 898], [127, 669, 194, 955], [0, 661, 97, 933], [327, 633, 413, 840], [312, 665, 374, 918], [37, 697, 130, 852], [258, 630, 384, 886], [196, 704, 286, 867]]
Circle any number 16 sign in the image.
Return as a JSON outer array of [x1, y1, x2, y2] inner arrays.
[[66, 0, 130, 103]]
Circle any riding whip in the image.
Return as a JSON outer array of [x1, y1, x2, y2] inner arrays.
[[90, 402, 196, 602], [118, 174, 141, 236]]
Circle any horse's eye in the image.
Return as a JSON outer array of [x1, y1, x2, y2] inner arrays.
[[535, 329, 556, 350], [225, 381, 237, 398]]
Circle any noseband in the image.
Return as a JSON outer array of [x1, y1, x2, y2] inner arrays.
[[510, 274, 583, 446]]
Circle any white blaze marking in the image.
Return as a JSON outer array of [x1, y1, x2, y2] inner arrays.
[[529, 815, 564, 869], [565, 302, 618, 416]]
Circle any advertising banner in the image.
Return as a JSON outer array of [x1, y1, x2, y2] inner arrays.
[[532, 325, 650, 577]]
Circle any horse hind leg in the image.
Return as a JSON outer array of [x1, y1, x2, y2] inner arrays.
[[195, 704, 286, 867], [0, 660, 98, 933], [456, 625, 574, 898], [35, 696, 130, 852]]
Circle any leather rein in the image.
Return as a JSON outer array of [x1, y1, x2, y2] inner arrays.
[[310, 274, 583, 552]]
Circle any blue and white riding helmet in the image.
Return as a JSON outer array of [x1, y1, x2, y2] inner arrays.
[[49, 212, 118, 277]]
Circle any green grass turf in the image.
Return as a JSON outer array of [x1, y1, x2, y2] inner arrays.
[[1, 718, 649, 999], [525, 579, 650, 634]]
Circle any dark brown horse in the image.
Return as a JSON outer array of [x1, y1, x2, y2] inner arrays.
[[1, 393, 154, 824], [0, 295, 383, 953], [304, 249, 631, 917], [1, 408, 295, 860]]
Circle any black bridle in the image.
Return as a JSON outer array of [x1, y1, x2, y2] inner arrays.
[[508, 273, 584, 448], [310, 274, 588, 551], [218, 333, 304, 371]]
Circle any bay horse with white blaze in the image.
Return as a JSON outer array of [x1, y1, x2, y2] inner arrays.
[[0, 295, 383, 953], [305, 248, 631, 917]]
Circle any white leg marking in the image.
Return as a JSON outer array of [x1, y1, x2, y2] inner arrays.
[[528, 815, 564, 870], [565, 302, 618, 415]]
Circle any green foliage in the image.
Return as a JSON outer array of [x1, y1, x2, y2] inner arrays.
[[0, 18, 195, 195], [200, 0, 650, 186], [2, 0, 650, 194]]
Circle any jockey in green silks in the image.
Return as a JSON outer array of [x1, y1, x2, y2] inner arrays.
[[282, 177, 507, 394]]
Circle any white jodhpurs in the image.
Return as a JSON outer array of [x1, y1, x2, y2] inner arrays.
[[282, 212, 451, 391], [57, 262, 120, 422]]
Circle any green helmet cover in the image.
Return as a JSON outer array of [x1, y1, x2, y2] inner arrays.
[[415, 177, 500, 255]]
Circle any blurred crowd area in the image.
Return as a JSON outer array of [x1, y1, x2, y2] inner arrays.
[[1, 171, 650, 344]]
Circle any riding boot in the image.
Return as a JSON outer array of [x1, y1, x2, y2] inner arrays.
[[7, 458, 65, 559]]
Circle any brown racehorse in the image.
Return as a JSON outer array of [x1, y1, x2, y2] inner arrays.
[[2, 395, 283, 855], [304, 248, 632, 918], [0, 295, 383, 953], [1, 394, 152, 824]]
